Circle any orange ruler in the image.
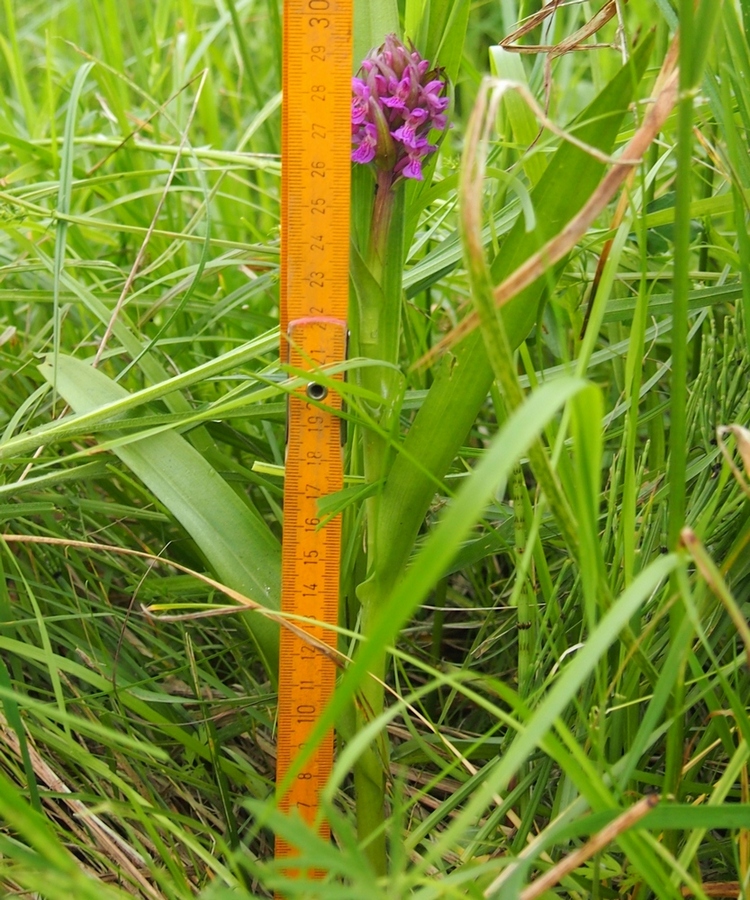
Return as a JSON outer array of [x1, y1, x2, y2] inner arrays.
[[275, 0, 352, 880]]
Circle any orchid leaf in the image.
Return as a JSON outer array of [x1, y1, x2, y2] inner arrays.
[[38, 354, 281, 677], [354, 0, 399, 73], [374, 34, 655, 598]]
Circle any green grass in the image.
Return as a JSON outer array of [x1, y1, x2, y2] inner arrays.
[[0, 0, 749, 898]]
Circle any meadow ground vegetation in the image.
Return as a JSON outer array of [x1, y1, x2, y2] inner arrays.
[[0, 1, 749, 898]]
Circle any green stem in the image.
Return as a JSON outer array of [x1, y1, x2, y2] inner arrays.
[[513, 463, 532, 695], [667, 11, 694, 555], [367, 170, 397, 281], [358, 174, 404, 566], [351, 171, 405, 876]]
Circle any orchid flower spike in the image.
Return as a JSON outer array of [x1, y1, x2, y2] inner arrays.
[[351, 34, 449, 182]]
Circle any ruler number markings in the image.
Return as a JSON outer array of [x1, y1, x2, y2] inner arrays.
[[287, 1, 348, 324], [276, 0, 350, 884]]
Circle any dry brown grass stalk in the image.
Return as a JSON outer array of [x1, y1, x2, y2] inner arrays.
[[518, 795, 659, 900]]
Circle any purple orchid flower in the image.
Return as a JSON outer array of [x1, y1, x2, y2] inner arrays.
[[351, 34, 449, 182]]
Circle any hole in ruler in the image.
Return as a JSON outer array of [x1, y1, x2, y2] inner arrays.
[[306, 382, 328, 401]]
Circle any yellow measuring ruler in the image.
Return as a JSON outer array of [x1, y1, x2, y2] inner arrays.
[[275, 0, 352, 879]]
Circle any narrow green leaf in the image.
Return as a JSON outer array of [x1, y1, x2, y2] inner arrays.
[[489, 46, 547, 187], [0, 331, 278, 462], [0, 768, 129, 900], [428, 552, 677, 866], [52, 62, 95, 393]]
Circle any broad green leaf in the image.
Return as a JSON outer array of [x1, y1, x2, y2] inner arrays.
[[353, 0, 399, 72], [584, 803, 750, 833], [38, 354, 281, 677], [494, 801, 750, 896], [374, 34, 654, 604], [404, 0, 469, 85], [298, 375, 588, 786], [488, 33, 654, 336]]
